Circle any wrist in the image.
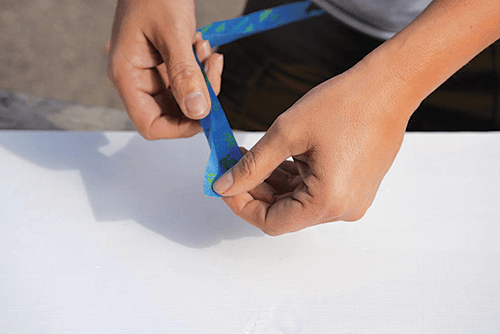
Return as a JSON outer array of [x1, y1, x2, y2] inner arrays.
[[352, 41, 424, 122], [357, 0, 500, 121]]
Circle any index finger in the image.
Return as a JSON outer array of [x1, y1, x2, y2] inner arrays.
[[115, 63, 201, 139], [221, 182, 325, 236]]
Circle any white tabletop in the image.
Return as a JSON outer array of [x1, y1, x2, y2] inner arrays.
[[1, 131, 499, 333]]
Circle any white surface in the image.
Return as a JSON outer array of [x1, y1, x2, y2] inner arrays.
[[1, 131, 499, 333]]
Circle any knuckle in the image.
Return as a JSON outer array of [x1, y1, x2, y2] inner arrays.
[[136, 126, 156, 141], [235, 149, 258, 179], [132, 120, 157, 141], [107, 59, 126, 91], [271, 113, 293, 144], [261, 224, 282, 237], [345, 209, 367, 222], [324, 190, 350, 219], [260, 215, 291, 237], [322, 188, 370, 222], [326, 202, 348, 219], [282, 173, 297, 193], [168, 61, 198, 92]]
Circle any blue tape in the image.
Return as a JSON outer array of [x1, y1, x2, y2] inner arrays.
[[195, 54, 242, 198], [195, 1, 324, 197], [199, 1, 324, 48]]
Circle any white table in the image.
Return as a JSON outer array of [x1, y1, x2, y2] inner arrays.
[[1, 131, 499, 333]]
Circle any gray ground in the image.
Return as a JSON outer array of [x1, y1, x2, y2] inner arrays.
[[0, 0, 245, 130]]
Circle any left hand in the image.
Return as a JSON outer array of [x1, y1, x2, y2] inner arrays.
[[213, 58, 420, 235], [105, 0, 223, 140]]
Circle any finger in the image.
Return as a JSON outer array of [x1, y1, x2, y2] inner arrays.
[[229, 147, 277, 202], [278, 160, 299, 175], [152, 89, 203, 138], [221, 193, 271, 231], [134, 67, 166, 96], [194, 39, 212, 64], [204, 53, 224, 95], [116, 64, 201, 140], [110, 57, 165, 98], [155, 48, 220, 96], [107, 16, 167, 97], [194, 31, 203, 43], [247, 179, 278, 204], [222, 183, 319, 236], [265, 167, 302, 194], [213, 124, 291, 197], [107, 38, 164, 94], [152, 30, 211, 120]]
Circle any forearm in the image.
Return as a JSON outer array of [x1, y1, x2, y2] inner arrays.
[[361, 0, 500, 118]]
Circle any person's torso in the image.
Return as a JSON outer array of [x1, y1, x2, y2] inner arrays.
[[312, 0, 432, 39]]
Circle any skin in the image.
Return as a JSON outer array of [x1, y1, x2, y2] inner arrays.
[[107, 0, 220, 140], [108, 0, 500, 235]]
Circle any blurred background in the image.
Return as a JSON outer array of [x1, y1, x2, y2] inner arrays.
[[0, 0, 246, 130]]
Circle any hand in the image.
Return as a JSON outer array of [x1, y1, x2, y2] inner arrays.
[[213, 58, 420, 235], [106, 0, 223, 140]]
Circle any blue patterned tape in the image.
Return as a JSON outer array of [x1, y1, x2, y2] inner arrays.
[[198, 1, 324, 48], [195, 54, 242, 197], [195, 1, 324, 197]]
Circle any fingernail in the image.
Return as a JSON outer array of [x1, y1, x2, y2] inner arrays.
[[185, 91, 208, 117], [216, 54, 224, 74], [213, 169, 233, 194], [202, 40, 211, 58]]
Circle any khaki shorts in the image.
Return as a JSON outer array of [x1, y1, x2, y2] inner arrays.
[[217, 0, 500, 131]]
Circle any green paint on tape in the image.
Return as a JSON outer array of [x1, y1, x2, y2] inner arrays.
[[219, 155, 238, 170], [215, 22, 226, 33], [259, 9, 272, 22], [234, 16, 250, 30], [224, 132, 236, 148], [200, 23, 212, 34], [243, 24, 254, 33], [206, 173, 216, 187]]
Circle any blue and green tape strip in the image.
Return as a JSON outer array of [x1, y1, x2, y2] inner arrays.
[[195, 1, 324, 197]]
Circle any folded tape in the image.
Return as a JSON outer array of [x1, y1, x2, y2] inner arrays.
[[195, 1, 324, 197]]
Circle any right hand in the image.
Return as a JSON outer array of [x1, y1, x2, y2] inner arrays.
[[106, 0, 223, 140]]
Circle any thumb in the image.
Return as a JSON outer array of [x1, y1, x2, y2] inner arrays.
[[213, 129, 291, 196], [157, 33, 211, 120]]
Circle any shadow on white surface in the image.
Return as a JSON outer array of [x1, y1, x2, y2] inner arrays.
[[0, 131, 262, 248]]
